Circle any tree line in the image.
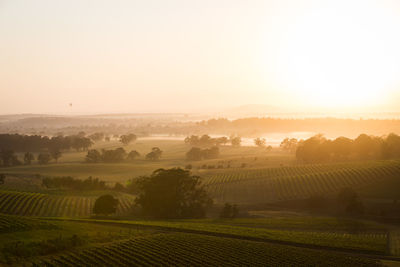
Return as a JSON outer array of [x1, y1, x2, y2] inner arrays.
[[85, 147, 162, 163], [184, 134, 241, 147], [296, 133, 400, 163], [0, 134, 93, 152]]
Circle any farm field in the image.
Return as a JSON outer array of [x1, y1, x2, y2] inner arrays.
[[57, 217, 388, 254], [34, 232, 383, 267], [2, 139, 294, 182], [0, 214, 397, 265], [1, 140, 400, 265], [203, 160, 400, 203], [0, 190, 135, 217]]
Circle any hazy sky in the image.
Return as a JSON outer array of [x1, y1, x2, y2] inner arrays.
[[1, 0, 400, 114]]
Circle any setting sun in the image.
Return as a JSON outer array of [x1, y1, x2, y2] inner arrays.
[[263, 0, 400, 109]]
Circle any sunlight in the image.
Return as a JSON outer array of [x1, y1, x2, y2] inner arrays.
[[270, 1, 400, 109]]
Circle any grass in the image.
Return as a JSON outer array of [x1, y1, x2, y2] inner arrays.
[[0, 216, 154, 264], [3, 139, 295, 183]]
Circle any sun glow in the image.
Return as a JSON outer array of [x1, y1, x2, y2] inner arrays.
[[267, 1, 400, 109]]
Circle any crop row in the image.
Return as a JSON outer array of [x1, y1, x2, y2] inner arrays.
[[0, 214, 56, 233], [34, 233, 382, 266], [0, 190, 135, 217], [204, 160, 399, 185], [206, 162, 400, 203]]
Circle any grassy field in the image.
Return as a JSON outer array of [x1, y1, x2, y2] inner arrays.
[[5, 139, 294, 183]]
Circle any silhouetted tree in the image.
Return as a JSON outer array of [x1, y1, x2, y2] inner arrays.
[[186, 147, 203, 161], [230, 136, 241, 147], [127, 150, 140, 161], [254, 138, 266, 148], [119, 134, 137, 145], [219, 203, 239, 218], [37, 153, 51, 164], [93, 195, 119, 215], [86, 149, 102, 163], [24, 152, 35, 165], [101, 147, 126, 163], [50, 149, 62, 163], [0, 149, 20, 166], [135, 168, 213, 218], [280, 138, 298, 153], [146, 147, 163, 161], [88, 132, 105, 142]]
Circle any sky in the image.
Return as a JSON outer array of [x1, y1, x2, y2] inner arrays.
[[1, 0, 400, 114]]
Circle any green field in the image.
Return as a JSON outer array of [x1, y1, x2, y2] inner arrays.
[[4, 140, 294, 183], [0, 190, 135, 217]]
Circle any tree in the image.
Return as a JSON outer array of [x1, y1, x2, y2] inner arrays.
[[337, 187, 364, 215], [50, 149, 62, 163], [215, 137, 229, 146], [186, 147, 203, 161], [93, 194, 119, 215], [254, 138, 266, 148], [88, 132, 105, 142], [86, 149, 102, 163], [230, 136, 241, 147], [280, 138, 298, 153], [127, 150, 140, 161], [0, 174, 5, 185], [113, 182, 126, 192], [135, 168, 213, 218], [120, 134, 137, 145], [0, 149, 20, 167], [37, 153, 51, 164], [24, 152, 35, 165], [146, 147, 163, 161], [101, 147, 126, 163], [219, 203, 239, 218]]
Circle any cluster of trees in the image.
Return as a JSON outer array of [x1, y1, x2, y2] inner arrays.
[[254, 138, 272, 150], [145, 147, 163, 160], [280, 138, 299, 153], [184, 135, 228, 147], [85, 147, 161, 163], [88, 132, 106, 142], [119, 134, 137, 145], [42, 176, 108, 190], [184, 134, 242, 147], [296, 133, 400, 163], [0, 150, 62, 167], [186, 147, 219, 161], [0, 134, 93, 152]]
